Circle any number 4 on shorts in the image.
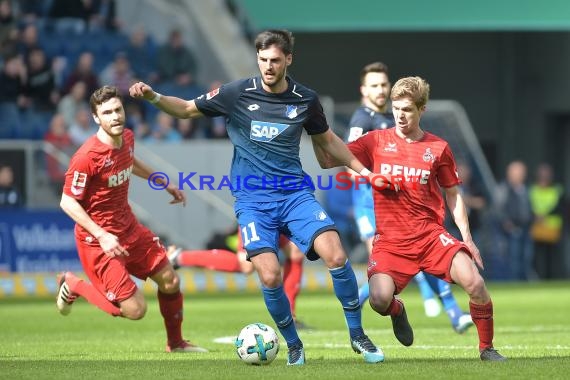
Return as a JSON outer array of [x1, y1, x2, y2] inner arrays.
[[439, 233, 455, 247]]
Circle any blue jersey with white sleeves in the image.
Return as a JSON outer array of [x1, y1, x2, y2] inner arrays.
[[345, 106, 395, 211], [194, 76, 329, 202]]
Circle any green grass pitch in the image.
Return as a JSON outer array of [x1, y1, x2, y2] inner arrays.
[[1, 280, 569, 379]]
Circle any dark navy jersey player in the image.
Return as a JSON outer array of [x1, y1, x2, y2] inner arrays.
[[346, 104, 394, 142], [130, 29, 385, 366], [193, 76, 327, 202], [345, 62, 395, 238]]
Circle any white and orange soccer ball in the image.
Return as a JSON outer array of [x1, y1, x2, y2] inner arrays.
[[235, 323, 280, 365]]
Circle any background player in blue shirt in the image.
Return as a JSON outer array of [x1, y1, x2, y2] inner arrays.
[[346, 62, 473, 334], [130, 29, 384, 365]]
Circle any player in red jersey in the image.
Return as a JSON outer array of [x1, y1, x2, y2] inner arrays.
[[348, 76, 506, 361], [56, 85, 207, 353], [167, 233, 309, 328]]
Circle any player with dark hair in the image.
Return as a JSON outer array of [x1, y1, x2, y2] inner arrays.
[[130, 29, 384, 365], [347, 76, 506, 361], [56, 85, 207, 353], [347, 62, 473, 333]]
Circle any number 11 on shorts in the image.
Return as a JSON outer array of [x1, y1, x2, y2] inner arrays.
[[242, 222, 260, 246]]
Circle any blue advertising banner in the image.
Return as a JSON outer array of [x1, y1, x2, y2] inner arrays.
[[0, 209, 82, 273]]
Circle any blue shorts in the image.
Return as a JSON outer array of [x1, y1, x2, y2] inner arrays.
[[354, 206, 376, 240], [234, 192, 336, 261]]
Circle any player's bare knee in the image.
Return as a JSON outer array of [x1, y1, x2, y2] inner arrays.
[[127, 305, 147, 320], [369, 289, 390, 314], [157, 269, 180, 293], [240, 261, 254, 275], [121, 302, 147, 320], [368, 295, 388, 314], [258, 271, 281, 288], [322, 253, 348, 269], [166, 272, 181, 291], [469, 277, 489, 302], [463, 274, 486, 298]]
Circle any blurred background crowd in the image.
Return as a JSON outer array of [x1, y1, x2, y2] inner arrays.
[[0, 0, 225, 142], [0, 0, 568, 284]]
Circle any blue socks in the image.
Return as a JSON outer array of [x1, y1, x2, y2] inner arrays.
[[330, 260, 364, 339], [358, 282, 369, 306], [262, 285, 300, 347], [423, 273, 463, 324], [414, 272, 436, 300]]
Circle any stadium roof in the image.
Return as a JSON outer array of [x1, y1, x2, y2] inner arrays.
[[237, 0, 570, 32]]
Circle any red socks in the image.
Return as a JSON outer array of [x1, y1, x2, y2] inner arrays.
[[469, 300, 494, 350], [381, 298, 403, 316], [158, 290, 184, 347], [66, 273, 121, 316], [177, 249, 241, 272], [283, 258, 303, 317]]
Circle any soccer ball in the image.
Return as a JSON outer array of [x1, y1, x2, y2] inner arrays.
[[235, 323, 280, 365]]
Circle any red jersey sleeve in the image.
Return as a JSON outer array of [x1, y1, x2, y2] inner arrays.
[[436, 144, 461, 188], [63, 151, 95, 201], [347, 131, 375, 170]]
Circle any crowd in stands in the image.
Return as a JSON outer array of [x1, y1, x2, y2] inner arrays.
[[0, 0, 227, 142]]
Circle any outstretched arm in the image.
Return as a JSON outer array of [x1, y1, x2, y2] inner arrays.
[[129, 81, 203, 119], [312, 129, 400, 191], [310, 129, 368, 172], [133, 156, 186, 206]]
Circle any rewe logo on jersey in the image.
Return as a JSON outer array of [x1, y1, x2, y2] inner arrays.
[[250, 121, 290, 142], [108, 165, 133, 187]]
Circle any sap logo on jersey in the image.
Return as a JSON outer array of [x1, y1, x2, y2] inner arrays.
[[250, 121, 290, 142]]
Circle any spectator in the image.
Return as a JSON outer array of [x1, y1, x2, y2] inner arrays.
[[529, 163, 565, 279], [202, 81, 227, 139], [0, 53, 28, 108], [176, 118, 197, 139], [17, 23, 40, 61], [0, 0, 18, 57], [13, 0, 48, 23], [47, 0, 89, 34], [68, 107, 97, 147], [57, 80, 88, 126], [62, 52, 100, 96], [123, 101, 151, 140], [44, 113, 74, 192], [496, 160, 534, 281], [86, 0, 120, 32], [446, 161, 487, 244], [133, 120, 152, 141], [25, 47, 60, 112], [156, 29, 198, 86], [125, 25, 157, 82], [124, 101, 143, 129], [147, 111, 182, 143], [0, 163, 23, 207], [98, 51, 135, 97]]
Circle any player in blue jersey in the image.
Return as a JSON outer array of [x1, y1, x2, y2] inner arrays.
[[130, 29, 384, 365], [346, 62, 473, 334]]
